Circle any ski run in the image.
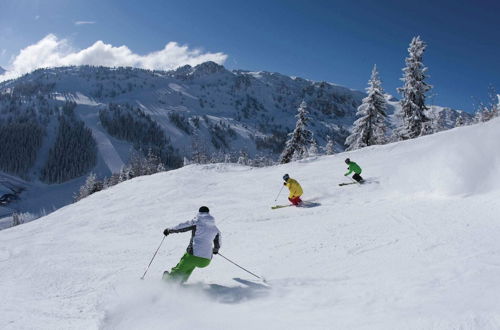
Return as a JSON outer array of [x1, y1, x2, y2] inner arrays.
[[1, 118, 500, 330]]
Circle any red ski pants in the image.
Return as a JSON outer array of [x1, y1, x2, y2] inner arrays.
[[288, 196, 302, 205]]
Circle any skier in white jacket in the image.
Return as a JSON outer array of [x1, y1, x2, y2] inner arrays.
[[163, 206, 221, 283]]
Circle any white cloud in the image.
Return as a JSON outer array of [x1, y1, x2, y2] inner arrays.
[[0, 34, 228, 82], [74, 21, 96, 26]]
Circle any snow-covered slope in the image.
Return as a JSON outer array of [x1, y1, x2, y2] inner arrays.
[[1, 117, 499, 329]]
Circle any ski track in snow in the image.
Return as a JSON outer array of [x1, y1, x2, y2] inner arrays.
[[1, 119, 500, 329], [76, 103, 125, 174], [55, 92, 125, 173], [90, 128, 125, 173]]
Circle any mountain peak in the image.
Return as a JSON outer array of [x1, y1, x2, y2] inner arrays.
[[192, 61, 228, 76], [0, 66, 6, 75]]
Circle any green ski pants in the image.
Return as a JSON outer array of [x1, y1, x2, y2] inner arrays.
[[165, 252, 211, 283]]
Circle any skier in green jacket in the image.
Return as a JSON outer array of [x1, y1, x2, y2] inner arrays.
[[344, 158, 364, 183]]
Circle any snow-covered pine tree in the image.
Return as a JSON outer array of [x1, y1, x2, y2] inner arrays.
[[475, 90, 500, 123], [308, 138, 319, 157], [119, 166, 132, 182], [75, 172, 97, 202], [145, 148, 162, 175], [237, 150, 249, 165], [12, 212, 22, 226], [128, 150, 147, 177], [156, 162, 166, 173], [325, 135, 335, 155], [495, 95, 500, 118], [395, 36, 432, 140], [345, 65, 388, 150], [191, 130, 209, 164], [474, 107, 487, 123], [484, 86, 499, 120], [455, 114, 465, 127], [103, 172, 121, 188], [280, 101, 314, 164], [419, 121, 434, 135]]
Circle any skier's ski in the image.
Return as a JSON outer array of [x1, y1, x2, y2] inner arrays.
[[233, 277, 271, 289], [271, 204, 293, 209], [339, 182, 357, 186], [272, 201, 321, 209]]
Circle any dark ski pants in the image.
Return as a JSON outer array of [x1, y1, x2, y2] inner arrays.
[[165, 252, 211, 283], [352, 173, 364, 182]]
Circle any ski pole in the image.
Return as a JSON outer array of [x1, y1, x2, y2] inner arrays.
[[217, 253, 265, 281], [140, 236, 165, 280], [274, 185, 285, 202]]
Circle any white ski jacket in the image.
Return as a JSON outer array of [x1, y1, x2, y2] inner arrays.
[[168, 213, 221, 260]]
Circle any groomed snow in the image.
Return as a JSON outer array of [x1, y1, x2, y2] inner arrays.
[[1, 119, 500, 329]]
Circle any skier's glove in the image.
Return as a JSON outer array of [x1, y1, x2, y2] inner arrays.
[[213, 249, 219, 255], [163, 228, 170, 236], [283, 182, 287, 186]]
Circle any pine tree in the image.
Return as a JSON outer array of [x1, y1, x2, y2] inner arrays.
[[156, 162, 166, 172], [325, 135, 335, 155], [419, 121, 434, 136], [345, 65, 388, 150], [237, 150, 249, 165], [104, 173, 121, 188], [495, 95, 500, 118], [474, 107, 487, 123], [191, 130, 208, 164], [119, 166, 132, 182], [308, 137, 319, 157], [475, 89, 500, 123], [41, 116, 97, 183], [280, 101, 314, 164], [396, 36, 432, 140], [128, 149, 148, 177], [12, 212, 22, 226], [75, 172, 97, 202], [455, 114, 465, 127], [485, 86, 499, 120], [145, 148, 162, 175]]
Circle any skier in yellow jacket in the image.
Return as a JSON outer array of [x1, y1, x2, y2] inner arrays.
[[283, 174, 303, 206]]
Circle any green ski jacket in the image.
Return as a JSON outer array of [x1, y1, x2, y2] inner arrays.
[[345, 162, 362, 175]]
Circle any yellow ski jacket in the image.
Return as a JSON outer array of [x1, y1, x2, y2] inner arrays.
[[285, 178, 303, 198]]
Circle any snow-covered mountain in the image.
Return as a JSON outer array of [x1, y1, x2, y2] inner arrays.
[[0, 63, 472, 174], [1, 117, 499, 330], [0, 63, 367, 165], [0, 67, 5, 75], [0, 63, 472, 222]]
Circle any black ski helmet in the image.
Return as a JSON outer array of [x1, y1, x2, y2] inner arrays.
[[283, 174, 290, 181], [345, 158, 350, 164], [199, 206, 210, 213]]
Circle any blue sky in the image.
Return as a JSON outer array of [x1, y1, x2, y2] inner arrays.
[[0, 0, 498, 111]]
